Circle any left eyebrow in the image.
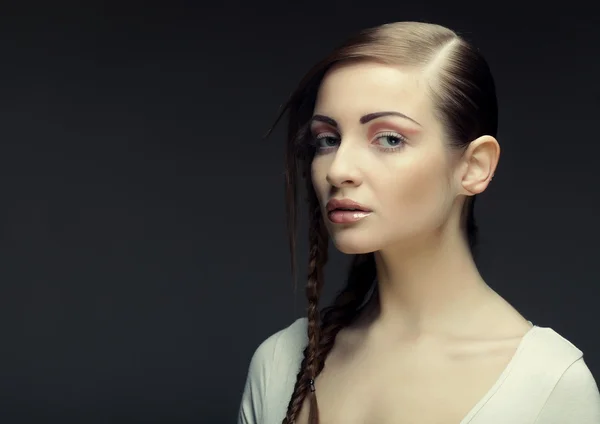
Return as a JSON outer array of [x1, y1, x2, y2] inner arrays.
[[360, 111, 422, 126], [310, 111, 422, 128]]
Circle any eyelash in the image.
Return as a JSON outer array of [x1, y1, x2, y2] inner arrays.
[[311, 131, 408, 154]]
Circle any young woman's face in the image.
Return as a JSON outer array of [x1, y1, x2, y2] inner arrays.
[[310, 61, 464, 254]]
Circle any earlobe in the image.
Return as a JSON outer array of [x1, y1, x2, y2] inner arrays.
[[460, 135, 500, 196]]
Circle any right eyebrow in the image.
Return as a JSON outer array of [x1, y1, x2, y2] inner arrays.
[[310, 115, 339, 128]]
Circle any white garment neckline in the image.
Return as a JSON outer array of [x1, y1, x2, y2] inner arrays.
[[458, 323, 538, 423]]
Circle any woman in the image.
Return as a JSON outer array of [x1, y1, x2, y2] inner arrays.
[[238, 21, 600, 424]]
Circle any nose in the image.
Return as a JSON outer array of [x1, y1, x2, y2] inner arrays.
[[325, 142, 363, 188]]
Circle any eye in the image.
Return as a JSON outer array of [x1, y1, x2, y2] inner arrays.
[[373, 132, 407, 149], [314, 134, 340, 149]]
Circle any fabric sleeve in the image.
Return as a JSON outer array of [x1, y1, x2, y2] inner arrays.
[[237, 331, 281, 424], [534, 357, 600, 423]]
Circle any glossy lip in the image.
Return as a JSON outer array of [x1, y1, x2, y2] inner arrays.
[[326, 198, 372, 213]]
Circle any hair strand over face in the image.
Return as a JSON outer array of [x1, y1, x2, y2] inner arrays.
[[265, 21, 498, 423]]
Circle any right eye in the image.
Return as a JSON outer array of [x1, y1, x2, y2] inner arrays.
[[315, 134, 340, 149]]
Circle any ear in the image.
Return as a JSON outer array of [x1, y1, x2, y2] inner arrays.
[[457, 135, 500, 196]]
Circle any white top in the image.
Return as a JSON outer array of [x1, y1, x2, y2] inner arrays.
[[238, 317, 600, 424]]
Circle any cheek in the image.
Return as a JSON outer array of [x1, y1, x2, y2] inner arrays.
[[379, 154, 452, 220], [311, 158, 328, 198]]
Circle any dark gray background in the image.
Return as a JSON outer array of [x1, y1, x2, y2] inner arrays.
[[0, 1, 598, 423]]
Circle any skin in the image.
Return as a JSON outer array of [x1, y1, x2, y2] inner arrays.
[[296, 59, 535, 424], [310, 60, 530, 342]]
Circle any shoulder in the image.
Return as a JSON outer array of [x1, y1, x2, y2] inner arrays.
[[533, 356, 600, 423], [529, 325, 584, 363], [529, 327, 600, 423], [252, 317, 308, 370], [238, 318, 308, 424]]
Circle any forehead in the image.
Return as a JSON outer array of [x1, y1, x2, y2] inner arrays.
[[314, 61, 433, 124]]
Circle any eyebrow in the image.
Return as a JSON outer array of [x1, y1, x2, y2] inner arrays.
[[310, 111, 422, 128]]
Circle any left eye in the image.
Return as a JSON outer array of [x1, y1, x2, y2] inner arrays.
[[375, 133, 405, 147]]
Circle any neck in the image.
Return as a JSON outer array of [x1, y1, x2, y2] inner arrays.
[[369, 230, 495, 339]]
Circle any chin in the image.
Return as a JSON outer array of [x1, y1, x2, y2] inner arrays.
[[330, 232, 381, 255]]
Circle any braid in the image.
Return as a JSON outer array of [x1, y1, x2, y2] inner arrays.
[[282, 250, 377, 422], [283, 200, 328, 424], [316, 253, 376, 375]]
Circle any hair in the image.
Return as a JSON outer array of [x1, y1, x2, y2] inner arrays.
[[265, 21, 498, 424]]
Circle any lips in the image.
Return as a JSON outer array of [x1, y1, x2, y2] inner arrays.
[[325, 199, 372, 224], [325, 198, 372, 213]]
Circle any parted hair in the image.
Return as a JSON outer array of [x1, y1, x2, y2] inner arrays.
[[266, 21, 498, 424]]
